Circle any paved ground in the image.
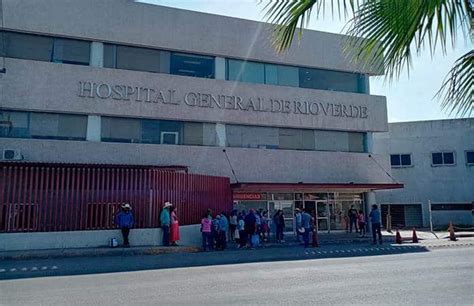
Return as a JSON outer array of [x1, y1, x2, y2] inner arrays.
[[0, 242, 473, 305]]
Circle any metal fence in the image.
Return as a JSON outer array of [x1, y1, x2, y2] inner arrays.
[[0, 163, 232, 233]]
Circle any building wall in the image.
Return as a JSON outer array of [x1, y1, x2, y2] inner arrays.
[[1, 0, 382, 75], [0, 0, 391, 188], [374, 119, 474, 227]]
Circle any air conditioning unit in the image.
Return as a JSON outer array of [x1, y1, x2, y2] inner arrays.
[[2, 149, 23, 161]]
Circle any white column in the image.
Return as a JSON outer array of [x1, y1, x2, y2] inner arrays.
[[365, 132, 374, 153], [216, 123, 226, 147], [86, 115, 101, 142], [90, 42, 104, 67], [215, 57, 226, 80]]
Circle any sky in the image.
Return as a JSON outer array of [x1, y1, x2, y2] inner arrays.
[[141, 0, 472, 123]]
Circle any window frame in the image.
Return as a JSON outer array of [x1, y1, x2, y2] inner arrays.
[[390, 153, 413, 168], [431, 151, 456, 167], [465, 150, 474, 166]]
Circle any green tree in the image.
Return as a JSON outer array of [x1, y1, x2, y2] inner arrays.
[[261, 0, 473, 117]]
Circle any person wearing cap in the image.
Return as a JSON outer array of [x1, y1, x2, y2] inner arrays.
[[161, 202, 172, 246], [115, 203, 134, 247]]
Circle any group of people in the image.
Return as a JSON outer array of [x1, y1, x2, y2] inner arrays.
[[116, 202, 384, 248], [115, 201, 180, 247]]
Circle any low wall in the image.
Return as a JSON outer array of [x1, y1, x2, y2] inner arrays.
[[432, 211, 473, 228], [0, 225, 202, 252]]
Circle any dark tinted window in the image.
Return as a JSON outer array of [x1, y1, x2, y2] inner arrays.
[[0, 110, 30, 138], [443, 152, 454, 164], [170, 53, 214, 78], [104, 44, 160, 73], [101, 117, 141, 143], [1, 31, 53, 61], [52, 38, 90, 65], [432, 153, 443, 165], [467, 151, 474, 164], [390, 154, 401, 166], [401, 154, 411, 166], [227, 59, 265, 84], [431, 203, 472, 211], [299, 67, 363, 93], [30, 113, 87, 140]]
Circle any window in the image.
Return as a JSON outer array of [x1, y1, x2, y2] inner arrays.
[[299, 67, 364, 93], [226, 59, 265, 84], [466, 151, 474, 165], [0, 110, 30, 138], [226, 125, 279, 148], [0, 110, 86, 140], [52, 38, 90, 65], [29, 113, 87, 140], [1, 31, 53, 62], [170, 52, 214, 78], [1, 31, 90, 65], [279, 128, 315, 150], [104, 44, 160, 73], [264, 64, 299, 87], [101, 117, 141, 143], [390, 154, 412, 167], [314, 130, 365, 153], [101, 117, 207, 146], [432, 152, 455, 166]]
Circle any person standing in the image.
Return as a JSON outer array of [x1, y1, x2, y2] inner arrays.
[[201, 212, 212, 251], [115, 203, 134, 247], [301, 209, 312, 248], [170, 206, 180, 246], [244, 209, 257, 247], [160, 202, 172, 246], [229, 210, 238, 242], [237, 213, 246, 248], [273, 210, 285, 243], [369, 204, 382, 244], [218, 212, 229, 250], [348, 205, 358, 233], [295, 208, 303, 243], [357, 209, 366, 237]]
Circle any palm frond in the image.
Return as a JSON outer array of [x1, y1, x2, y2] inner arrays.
[[344, 0, 472, 81], [436, 51, 473, 117], [259, 0, 357, 53]]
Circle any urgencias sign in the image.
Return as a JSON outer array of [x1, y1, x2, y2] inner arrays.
[[78, 81, 369, 119]]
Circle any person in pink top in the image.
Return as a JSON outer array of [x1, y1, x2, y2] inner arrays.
[[170, 206, 180, 246], [357, 209, 366, 237], [201, 212, 213, 251]]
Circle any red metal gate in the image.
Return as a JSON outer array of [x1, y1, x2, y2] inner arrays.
[[0, 163, 232, 233]]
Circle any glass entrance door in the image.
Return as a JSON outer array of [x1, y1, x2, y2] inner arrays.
[[316, 200, 329, 232]]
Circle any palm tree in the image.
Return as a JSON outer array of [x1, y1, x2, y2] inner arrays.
[[261, 0, 473, 117]]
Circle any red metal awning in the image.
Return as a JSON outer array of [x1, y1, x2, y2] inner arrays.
[[232, 182, 403, 193]]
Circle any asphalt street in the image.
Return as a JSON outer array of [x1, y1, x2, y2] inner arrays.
[[0, 245, 473, 305]]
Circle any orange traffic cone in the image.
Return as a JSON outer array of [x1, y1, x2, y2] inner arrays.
[[395, 230, 402, 244], [448, 222, 457, 241], [412, 227, 419, 243]]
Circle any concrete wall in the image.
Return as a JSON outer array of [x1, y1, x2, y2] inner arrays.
[[0, 138, 394, 184], [432, 211, 473, 229], [1, 59, 388, 132], [0, 225, 202, 251], [374, 119, 474, 227], [2, 0, 382, 75]]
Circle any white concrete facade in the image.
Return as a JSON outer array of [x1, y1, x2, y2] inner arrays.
[[374, 119, 474, 227], [0, 0, 392, 187]]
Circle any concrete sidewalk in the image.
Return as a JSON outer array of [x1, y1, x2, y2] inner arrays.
[[1, 230, 473, 261]]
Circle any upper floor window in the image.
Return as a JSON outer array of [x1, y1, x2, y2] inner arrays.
[[170, 52, 214, 78], [432, 152, 455, 166], [299, 67, 364, 93], [227, 59, 265, 84], [465, 151, 474, 165], [390, 154, 412, 167], [104, 44, 161, 73], [0, 31, 90, 65]]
